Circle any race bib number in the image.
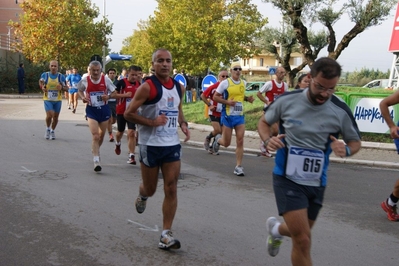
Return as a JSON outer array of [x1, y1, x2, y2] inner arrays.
[[216, 103, 223, 112], [156, 110, 178, 137], [229, 101, 243, 116], [47, 90, 58, 100], [89, 91, 105, 107], [286, 146, 325, 185], [125, 98, 132, 110]]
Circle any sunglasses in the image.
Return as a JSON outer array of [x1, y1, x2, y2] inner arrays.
[[232, 68, 242, 71], [221, 75, 228, 78]]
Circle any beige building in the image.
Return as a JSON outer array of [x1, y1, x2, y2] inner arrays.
[[238, 50, 303, 76], [0, 0, 24, 50]]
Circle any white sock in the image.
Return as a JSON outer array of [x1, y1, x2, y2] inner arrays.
[[271, 222, 282, 238], [116, 142, 121, 145], [129, 153, 134, 157], [388, 198, 396, 206], [162, 229, 170, 236], [51, 129, 54, 133], [93, 156, 100, 162], [47, 127, 51, 131]]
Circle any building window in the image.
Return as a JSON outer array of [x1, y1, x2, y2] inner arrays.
[[294, 57, 302, 66], [260, 58, 264, 67]]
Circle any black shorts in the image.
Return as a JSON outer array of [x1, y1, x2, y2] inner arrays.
[[209, 115, 221, 124], [108, 101, 116, 118], [116, 114, 136, 132], [273, 173, 325, 221]]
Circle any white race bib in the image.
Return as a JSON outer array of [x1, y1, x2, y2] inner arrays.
[[47, 90, 58, 100], [156, 110, 178, 137], [126, 98, 132, 110], [216, 102, 223, 112], [229, 101, 243, 116], [286, 146, 325, 185], [89, 91, 105, 107]]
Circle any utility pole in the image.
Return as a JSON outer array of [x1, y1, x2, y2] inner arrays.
[[102, 0, 106, 70]]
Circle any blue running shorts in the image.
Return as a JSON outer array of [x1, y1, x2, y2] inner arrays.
[[85, 105, 111, 123], [139, 144, 181, 167], [44, 100, 62, 113]]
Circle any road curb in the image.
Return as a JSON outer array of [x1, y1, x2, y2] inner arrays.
[[183, 123, 399, 169]]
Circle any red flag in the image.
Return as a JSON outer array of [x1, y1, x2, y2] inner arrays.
[[389, 1, 399, 52]]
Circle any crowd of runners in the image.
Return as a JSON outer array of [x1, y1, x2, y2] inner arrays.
[[37, 51, 399, 265]]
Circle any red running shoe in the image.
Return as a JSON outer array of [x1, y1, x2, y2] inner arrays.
[[115, 144, 121, 155], [381, 199, 399, 221]]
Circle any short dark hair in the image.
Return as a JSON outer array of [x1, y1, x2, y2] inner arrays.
[[19, 63, 23, 67], [128, 65, 140, 72], [310, 57, 341, 79], [107, 68, 116, 74]]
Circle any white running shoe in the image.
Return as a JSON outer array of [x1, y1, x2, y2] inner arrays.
[[94, 160, 101, 172], [266, 217, 282, 257], [158, 231, 181, 250], [45, 129, 50, 139], [234, 165, 245, 176], [212, 134, 221, 153], [50, 131, 55, 140]]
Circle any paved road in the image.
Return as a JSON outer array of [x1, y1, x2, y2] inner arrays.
[[0, 97, 399, 266], [3, 92, 399, 167]]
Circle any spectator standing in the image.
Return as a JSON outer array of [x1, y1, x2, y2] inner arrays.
[[17, 63, 25, 94], [294, 73, 310, 90], [181, 69, 191, 103]]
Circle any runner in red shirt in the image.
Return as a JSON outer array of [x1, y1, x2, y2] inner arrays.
[[200, 70, 229, 154], [113, 65, 140, 164]]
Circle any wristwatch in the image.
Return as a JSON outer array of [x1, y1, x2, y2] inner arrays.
[[263, 137, 272, 147]]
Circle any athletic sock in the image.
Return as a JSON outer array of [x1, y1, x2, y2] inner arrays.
[[389, 193, 399, 206], [207, 132, 214, 139], [93, 156, 100, 162], [271, 222, 282, 238]]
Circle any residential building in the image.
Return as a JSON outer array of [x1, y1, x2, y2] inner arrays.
[[238, 50, 303, 77], [0, 0, 24, 50]]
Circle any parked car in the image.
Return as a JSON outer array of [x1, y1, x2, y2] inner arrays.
[[362, 79, 397, 89], [245, 81, 265, 91]]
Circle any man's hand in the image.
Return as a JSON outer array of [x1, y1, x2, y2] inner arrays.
[[154, 113, 168, 126], [389, 126, 399, 139], [265, 134, 286, 151], [180, 123, 190, 142], [330, 135, 346, 157]]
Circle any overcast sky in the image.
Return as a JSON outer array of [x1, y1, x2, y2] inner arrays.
[[92, 0, 398, 72]]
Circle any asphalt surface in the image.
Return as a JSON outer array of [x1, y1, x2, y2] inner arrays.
[[1, 94, 399, 265], [2, 92, 399, 169]]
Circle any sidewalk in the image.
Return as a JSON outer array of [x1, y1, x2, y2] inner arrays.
[[181, 123, 399, 169], [2, 93, 399, 168]]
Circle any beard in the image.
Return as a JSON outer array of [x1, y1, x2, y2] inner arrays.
[[308, 88, 329, 105]]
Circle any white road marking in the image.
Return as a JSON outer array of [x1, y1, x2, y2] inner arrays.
[[127, 219, 159, 232]]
